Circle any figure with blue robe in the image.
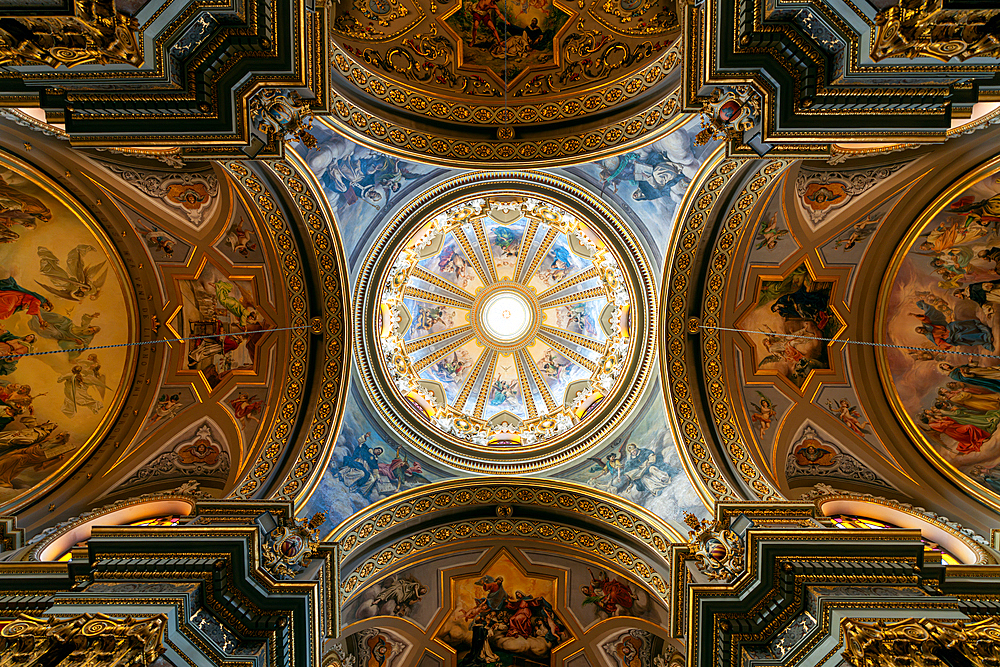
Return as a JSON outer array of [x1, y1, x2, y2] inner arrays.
[[941, 362, 1000, 395]]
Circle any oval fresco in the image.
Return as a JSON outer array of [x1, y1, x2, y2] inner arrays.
[[0, 154, 134, 511], [879, 159, 1000, 510]]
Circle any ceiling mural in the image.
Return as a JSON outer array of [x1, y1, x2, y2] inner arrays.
[[324, 0, 683, 164], [337, 542, 675, 667], [0, 154, 135, 512], [879, 158, 1000, 511]]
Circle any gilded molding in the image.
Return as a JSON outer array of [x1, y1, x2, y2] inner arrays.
[[0, 613, 166, 666], [255, 154, 351, 508], [320, 90, 686, 167], [221, 162, 313, 500], [328, 478, 683, 568], [0, 0, 142, 69], [873, 1, 1000, 62], [699, 159, 791, 500], [842, 617, 1000, 667], [660, 153, 788, 506], [339, 517, 668, 601]]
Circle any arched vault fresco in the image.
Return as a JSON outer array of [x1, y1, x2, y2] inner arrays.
[[0, 152, 135, 513], [879, 155, 1000, 513]]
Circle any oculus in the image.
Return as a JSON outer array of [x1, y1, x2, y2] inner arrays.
[[355, 174, 654, 473]]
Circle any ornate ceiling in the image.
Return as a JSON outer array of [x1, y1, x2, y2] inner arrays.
[[2, 3, 1000, 666]]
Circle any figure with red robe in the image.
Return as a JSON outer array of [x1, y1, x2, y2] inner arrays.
[[920, 410, 990, 453], [0, 277, 52, 325]]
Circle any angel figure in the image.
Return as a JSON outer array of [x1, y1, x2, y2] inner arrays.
[[57, 365, 109, 416], [133, 219, 178, 258], [749, 392, 777, 438], [35, 245, 108, 302], [826, 398, 870, 436], [77, 353, 106, 399], [225, 218, 257, 258], [29, 311, 101, 360], [755, 213, 789, 250]]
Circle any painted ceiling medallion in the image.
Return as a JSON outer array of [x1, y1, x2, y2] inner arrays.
[[356, 173, 655, 473]]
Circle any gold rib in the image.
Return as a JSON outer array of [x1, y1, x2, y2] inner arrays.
[[514, 351, 538, 419], [411, 266, 475, 304], [540, 325, 607, 354], [521, 351, 557, 413], [513, 217, 539, 283], [537, 333, 600, 372], [455, 227, 493, 287], [404, 325, 473, 356], [412, 331, 476, 373], [454, 348, 491, 412], [473, 217, 499, 283], [540, 286, 607, 309], [520, 228, 558, 285], [403, 286, 471, 309], [474, 351, 500, 419], [536, 266, 600, 301]]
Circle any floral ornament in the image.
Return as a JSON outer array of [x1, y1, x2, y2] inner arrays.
[[683, 512, 745, 582], [261, 512, 327, 580]]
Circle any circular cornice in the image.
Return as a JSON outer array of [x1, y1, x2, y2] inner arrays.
[[353, 171, 656, 474]]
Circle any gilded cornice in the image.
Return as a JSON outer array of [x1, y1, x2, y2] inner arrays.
[[327, 478, 684, 591], [661, 149, 789, 507], [220, 161, 349, 503]]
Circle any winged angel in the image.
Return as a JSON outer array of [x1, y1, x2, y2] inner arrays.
[[35, 245, 108, 302]]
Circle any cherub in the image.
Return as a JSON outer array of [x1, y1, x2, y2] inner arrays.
[[755, 213, 789, 251], [749, 392, 777, 438], [834, 212, 881, 251], [826, 398, 870, 436], [133, 219, 178, 258], [225, 218, 257, 258]]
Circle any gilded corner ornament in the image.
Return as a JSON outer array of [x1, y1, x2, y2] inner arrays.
[[0, 0, 142, 69], [873, 0, 1000, 62], [694, 86, 761, 147], [261, 512, 327, 580], [249, 90, 320, 149], [684, 511, 745, 582]]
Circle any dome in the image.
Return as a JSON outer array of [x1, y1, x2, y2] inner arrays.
[[354, 172, 655, 473]]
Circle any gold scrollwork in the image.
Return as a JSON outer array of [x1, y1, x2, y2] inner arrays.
[[873, 0, 1000, 62], [0, 613, 167, 666], [0, 0, 142, 69], [842, 617, 1000, 667]]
